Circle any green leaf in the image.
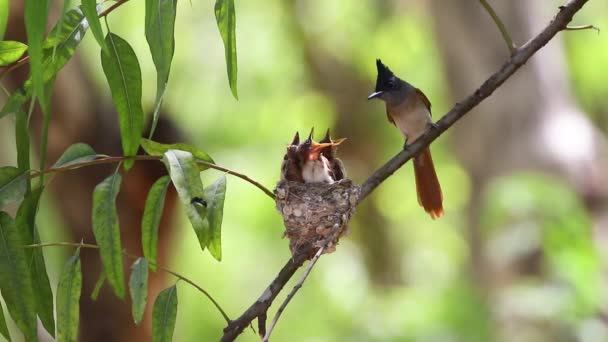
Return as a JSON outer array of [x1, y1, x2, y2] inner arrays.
[[142, 176, 170, 271], [0, 87, 28, 119], [42, 7, 89, 88], [152, 285, 177, 342], [0, 167, 27, 209], [81, 0, 107, 53], [56, 249, 82, 342], [90, 271, 105, 301], [129, 258, 149, 325], [0, 212, 37, 341], [214, 0, 238, 99], [53, 143, 99, 167], [204, 175, 226, 261], [163, 150, 210, 251], [15, 109, 30, 191], [101, 33, 144, 170], [92, 174, 125, 298], [15, 188, 55, 337], [0, 0, 8, 40], [141, 138, 215, 168], [0, 6, 89, 120], [145, 0, 177, 138], [0, 41, 28, 66], [0, 301, 10, 341], [25, 0, 49, 103]]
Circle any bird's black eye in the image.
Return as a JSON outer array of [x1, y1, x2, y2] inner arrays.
[[385, 79, 395, 89]]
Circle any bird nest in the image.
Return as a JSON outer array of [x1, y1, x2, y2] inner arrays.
[[274, 179, 360, 258]]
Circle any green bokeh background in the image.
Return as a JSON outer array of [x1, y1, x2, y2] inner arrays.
[[4, 0, 608, 341]]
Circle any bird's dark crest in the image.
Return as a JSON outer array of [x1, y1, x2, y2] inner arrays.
[[375, 59, 396, 92], [320, 128, 331, 144], [290, 131, 300, 146], [305, 127, 314, 144]]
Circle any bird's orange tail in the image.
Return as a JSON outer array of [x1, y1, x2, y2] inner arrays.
[[413, 148, 444, 219]]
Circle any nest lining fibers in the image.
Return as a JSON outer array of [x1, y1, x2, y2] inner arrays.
[[274, 179, 360, 257]]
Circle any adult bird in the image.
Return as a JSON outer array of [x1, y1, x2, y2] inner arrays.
[[368, 59, 444, 219]]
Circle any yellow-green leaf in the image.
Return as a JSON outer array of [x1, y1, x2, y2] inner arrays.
[[92, 174, 125, 298], [0, 41, 28, 66], [129, 258, 149, 325], [101, 33, 144, 170], [0, 0, 8, 40], [142, 176, 171, 271], [152, 285, 177, 342], [56, 249, 81, 342]]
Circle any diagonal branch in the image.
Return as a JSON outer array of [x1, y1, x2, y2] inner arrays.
[[479, 0, 516, 53], [221, 0, 591, 340]]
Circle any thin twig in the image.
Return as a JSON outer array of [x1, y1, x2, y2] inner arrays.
[[262, 246, 325, 342], [28, 154, 276, 200], [99, 0, 130, 17], [566, 24, 600, 33], [479, 0, 516, 53], [25, 241, 232, 324], [220, 0, 591, 340]]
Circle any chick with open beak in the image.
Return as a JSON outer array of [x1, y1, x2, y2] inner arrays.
[[299, 128, 341, 184]]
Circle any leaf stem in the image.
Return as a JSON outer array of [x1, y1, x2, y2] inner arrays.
[[25, 241, 232, 323], [565, 24, 600, 33], [479, 0, 516, 53], [28, 154, 275, 199]]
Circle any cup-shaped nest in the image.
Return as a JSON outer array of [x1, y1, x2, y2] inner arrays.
[[275, 179, 360, 258]]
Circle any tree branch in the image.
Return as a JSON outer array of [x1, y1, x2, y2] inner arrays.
[[220, 0, 591, 340], [29, 154, 276, 200]]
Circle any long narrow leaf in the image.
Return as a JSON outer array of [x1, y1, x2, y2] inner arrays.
[[56, 249, 82, 342], [0, 212, 37, 341], [0, 0, 8, 40], [92, 174, 125, 298], [101, 33, 144, 170], [24, 0, 49, 103], [129, 258, 149, 325], [0, 41, 28, 66], [142, 175, 171, 271], [15, 109, 30, 192], [163, 150, 210, 251], [0, 167, 27, 209], [145, 0, 177, 138], [152, 285, 177, 342], [214, 0, 238, 99], [0, 301, 10, 341], [204, 175, 226, 261], [15, 188, 55, 336], [81, 0, 106, 52]]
